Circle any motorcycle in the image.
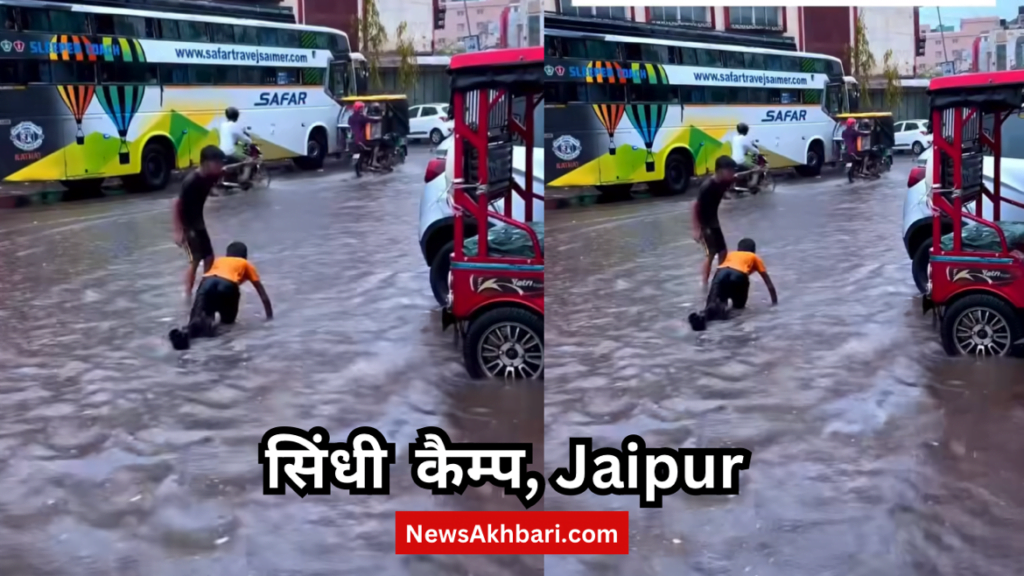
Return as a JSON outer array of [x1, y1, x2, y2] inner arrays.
[[846, 146, 886, 182], [220, 143, 270, 191], [732, 153, 774, 195], [354, 133, 405, 177]]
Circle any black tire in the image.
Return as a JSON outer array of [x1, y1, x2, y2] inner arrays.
[[463, 307, 544, 379], [295, 130, 327, 170], [429, 129, 444, 145], [595, 184, 633, 200], [651, 151, 692, 196], [429, 240, 453, 307], [796, 142, 824, 177], [60, 178, 104, 194], [124, 140, 173, 192], [912, 141, 924, 156], [940, 294, 1023, 357], [911, 239, 931, 294]]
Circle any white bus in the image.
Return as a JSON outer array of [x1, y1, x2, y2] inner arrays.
[[0, 0, 358, 192], [544, 15, 857, 195]]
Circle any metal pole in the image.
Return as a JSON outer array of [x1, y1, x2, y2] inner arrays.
[[937, 8, 950, 71]]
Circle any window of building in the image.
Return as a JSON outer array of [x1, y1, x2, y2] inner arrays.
[[457, 23, 465, 32], [562, 5, 628, 20], [936, 51, 942, 58], [729, 7, 782, 29], [934, 40, 941, 45], [476, 8, 483, 14], [457, 10, 463, 16], [648, 7, 708, 25]]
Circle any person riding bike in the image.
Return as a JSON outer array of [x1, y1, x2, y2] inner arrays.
[[219, 107, 254, 188], [842, 118, 872, 176], [731, 123, 761, 188], [347, 101, 381, 160]]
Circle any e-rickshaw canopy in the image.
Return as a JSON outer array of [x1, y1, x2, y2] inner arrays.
[[447, 47, 544, 93], [928, 71, 1024, 111]]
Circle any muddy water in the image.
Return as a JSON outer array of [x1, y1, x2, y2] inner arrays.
[[0, 151, 543, 576], [545, 164, 1024, 575]]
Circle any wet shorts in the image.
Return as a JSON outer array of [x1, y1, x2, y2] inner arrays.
[[187, 276, 241, 337], [706, 267, 751, 316], [700, 226, 726, 257], [183, 227, 213, 264]]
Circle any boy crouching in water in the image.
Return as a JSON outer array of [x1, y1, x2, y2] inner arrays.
[[170, 241, 273, 350], [689, 238, 777, 332]]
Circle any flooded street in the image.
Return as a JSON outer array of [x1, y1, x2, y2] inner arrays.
[[0, 149, 542, 576], [545, 160, 1024, 575]]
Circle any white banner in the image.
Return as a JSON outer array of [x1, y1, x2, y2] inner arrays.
[[571, 0, 991, 6], [668, 66, 819, 89], [138, 39, 331, 68]]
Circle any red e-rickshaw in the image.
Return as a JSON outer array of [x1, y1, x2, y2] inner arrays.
[[441, 48, 544, 378], [925, 71, 1024, 356]]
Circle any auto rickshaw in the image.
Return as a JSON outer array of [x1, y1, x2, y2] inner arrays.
[[337, 95, 410, 165], [924, 70, 1024, 357], [441, 47, 544, 379], [833, 112, 894, 179]]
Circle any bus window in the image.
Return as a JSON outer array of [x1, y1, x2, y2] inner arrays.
[[586, 40, 618, 60], [24, 62, 51, 83], [544, 83, 583, 105], [235, 26, 259, 45], [329, 33, 349, 53], [278, 29, 300, 48], [828, 60, 843, 77], [213, 66, 239, 84], [679, 86, 705, 104], [723, 50, 744, 69], [587, 83, 625, 103], [826, 84, 842, 115], [258, 27, 279, 47], [2, 7, 17, 30], [697, 49, 722, 67], [178, 20, 208, 42], [95, 15, 147, 37], [764, 54, 782, 71], [0, 61, 18, 84], [160, 64, 188, 84], [52, 61, 96, 84], [260, 67, 278, 84], [210, 23, 234, 44], [744, 53, 765, 70], [628, 83, 676, 103], [680, 48, 698, 66], [276, 68, 297, 85], [544, 35, 562, 58], [748, 88, 769, 104], [813, 59, 827, 73], [314, 32, 331, 49], [707, 87, 728, 104], [328, 61, 350, 97], [727, 87, 749, 103], [189, 65, 216, 85], [354, 60, 369, 94], [20, 8, 50, 31], [625, 43, 668, 63], [301, 68, 324, 86], [159, 19, 179, 40], [781, 56, 800, 72], [49, 10, 89, 33], [101, 62, 157, 83], [239, 68, 262, 85]]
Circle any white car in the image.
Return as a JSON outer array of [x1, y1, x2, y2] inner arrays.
[[894, 119, 933, 155], [902, 120, 1024, 293], [409, 103, 454, 145], [419, 132, 545, 306]]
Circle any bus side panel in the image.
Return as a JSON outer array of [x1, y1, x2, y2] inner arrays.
[[0, 86, 70, 183], [2, 85, 340, 182], [544, 103, 606, 186]]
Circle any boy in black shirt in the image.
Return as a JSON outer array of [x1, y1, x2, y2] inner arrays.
[[692, 155, 737, 288], [173, 145, 224, 298]]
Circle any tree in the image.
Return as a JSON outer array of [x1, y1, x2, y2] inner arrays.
[[848, 9, 875, 108], [356, 0, 388, 90], [394, 22, 419, 94], [881, 49, 903, 113]]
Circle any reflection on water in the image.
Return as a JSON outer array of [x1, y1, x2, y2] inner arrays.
[[0, 154, 542, 576], [545, 166, 1024, 576]]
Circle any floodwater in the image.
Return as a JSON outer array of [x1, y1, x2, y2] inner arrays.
[[545, 159, 1024, 576], [0, 149, 543, 576]]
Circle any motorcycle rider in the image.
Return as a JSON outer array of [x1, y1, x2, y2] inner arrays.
[[347, 101, 381, 171], [842, 118, 872, 176], [219, 107, 254, 188], [731, 123, 760, 187]]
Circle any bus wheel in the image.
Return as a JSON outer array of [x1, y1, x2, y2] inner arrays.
[[125, 140, 174, 192], [651, 151, 692, 196], [295, 129, 327, 171], [796, 141, 824, 177]]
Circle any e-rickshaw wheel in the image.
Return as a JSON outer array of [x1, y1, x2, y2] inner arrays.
[[463, 307, 544, 379], [940, 294, 1023, 357]]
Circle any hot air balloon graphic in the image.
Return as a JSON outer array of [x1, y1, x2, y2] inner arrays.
[[50, 35, 98, 145], [625, 63, 669, 173], [96, 38, 147, 165], [586, 61, 626, 156]]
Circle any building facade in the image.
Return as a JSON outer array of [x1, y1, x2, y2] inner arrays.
[[436, 0, 513, 51], [546, 2, 917, 77], [283, 0, 434, 53], [917, 17, 1000, 74]]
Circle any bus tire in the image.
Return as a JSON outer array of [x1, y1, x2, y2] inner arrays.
[[295, 128, 328, 171], [651, 151, 692, 196], [796, 141, 824, 177], [124, 139, 174, 192]]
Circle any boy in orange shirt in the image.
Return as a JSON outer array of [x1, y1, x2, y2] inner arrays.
[[689, 238, 777, 332], [169, 241, 273, 350]]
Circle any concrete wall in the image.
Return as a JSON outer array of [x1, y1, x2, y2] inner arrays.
[[378, 0, 435, 53], [859, 8, 917, 76]]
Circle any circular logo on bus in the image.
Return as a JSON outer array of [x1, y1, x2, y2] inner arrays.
[[552, 135, 581, 161], [10, 121, 44, 152]]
